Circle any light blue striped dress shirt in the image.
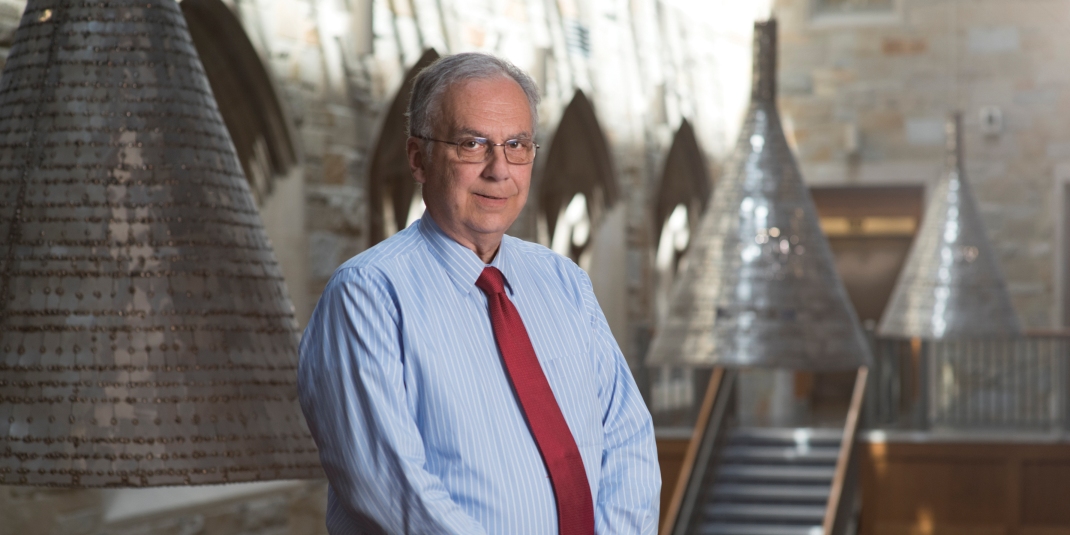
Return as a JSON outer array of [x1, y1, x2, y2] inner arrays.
[[297, 214, 660, 534]]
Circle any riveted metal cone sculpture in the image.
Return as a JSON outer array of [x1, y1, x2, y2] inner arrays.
[[646, 20, 870, 370], [0, 0, 321, 486], [878, 114, 1021, 338]]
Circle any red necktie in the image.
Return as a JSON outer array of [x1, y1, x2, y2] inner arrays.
[[475, 267, 595, 535]]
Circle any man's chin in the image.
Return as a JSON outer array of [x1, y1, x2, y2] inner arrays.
[[465, 216, 518, 237]]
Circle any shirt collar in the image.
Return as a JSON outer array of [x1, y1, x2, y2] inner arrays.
[[418, 214, 515, 296]]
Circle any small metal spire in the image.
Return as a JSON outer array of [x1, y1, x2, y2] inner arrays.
[[878, 113, 1021, 338], [751, 19, 777, 102], [0, 0, 321, 486], [646, 20, 870, 370]]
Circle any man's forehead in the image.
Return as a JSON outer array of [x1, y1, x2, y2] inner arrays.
[[447, 124, 534, 139], [447, 74, 520, 97], [439, 77, 533, 135]]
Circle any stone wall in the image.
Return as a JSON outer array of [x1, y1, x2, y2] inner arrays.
[[774, 0, 1070, 327]]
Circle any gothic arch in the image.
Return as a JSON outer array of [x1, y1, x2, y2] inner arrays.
[[367, 48, 440, 245], [181, 0, 298, 203], [653, 119, 712, 239], [538, 90, 618, 247], [652, 120, 713, 322]]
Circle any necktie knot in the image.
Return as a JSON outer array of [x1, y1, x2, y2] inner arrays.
[[475, 267, 506, 296]]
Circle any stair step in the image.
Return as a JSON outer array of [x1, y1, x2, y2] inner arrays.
[[717, 464, 836, 484], [697, 522, 823, 535], [728, 428, 843, 447], [706, 503, 827, 523], [722, 446, 840, 464], [712, 483, 832, 503]]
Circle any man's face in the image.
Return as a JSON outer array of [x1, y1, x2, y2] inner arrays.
[[408, 76, 533, 250]]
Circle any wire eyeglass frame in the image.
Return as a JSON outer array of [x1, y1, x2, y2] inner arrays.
[[413, 135, 539, 165]]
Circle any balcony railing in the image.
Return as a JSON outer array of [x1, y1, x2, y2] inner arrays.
[[866, 335, 1070, 432]]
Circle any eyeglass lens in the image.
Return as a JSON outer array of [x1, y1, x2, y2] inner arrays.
[[455, 138, 536, 164]]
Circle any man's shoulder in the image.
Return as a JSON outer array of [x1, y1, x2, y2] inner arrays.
[[504, 235, 579, 270], [503, 235, 592, 290], [334, 225, 424, 278]]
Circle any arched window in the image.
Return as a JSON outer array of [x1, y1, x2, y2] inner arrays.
[[653, 120, 712, 321], [180, 0, 297, 204], [538, 90, 617, 269], [552, 192, 592, 267], [656, 204, 690, 277], [650, 121, 713, 414], [367, 49, 439, 245], [537, 90, 628, 358], [181, 0, 312, 325]]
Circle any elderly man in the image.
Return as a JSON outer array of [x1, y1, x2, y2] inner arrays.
[[298, 53, 660, 535]]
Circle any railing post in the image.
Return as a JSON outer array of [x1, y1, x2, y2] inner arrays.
[[912, 339, 930, 430], [861, 328, 880, 428], [1060, 338, 1069, 433]]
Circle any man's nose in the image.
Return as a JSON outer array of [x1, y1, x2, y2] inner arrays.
[[482, 145, 512, 180]]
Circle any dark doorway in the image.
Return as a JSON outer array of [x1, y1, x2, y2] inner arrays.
[[811, 185, 924, 325]]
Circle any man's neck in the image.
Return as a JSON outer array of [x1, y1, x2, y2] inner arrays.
[[423, 211, 502, 264]]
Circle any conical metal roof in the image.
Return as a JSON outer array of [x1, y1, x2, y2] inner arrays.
[[878, 113, 1021, 338], [646, 20, 871, 371], [0, 0, 321, 486]]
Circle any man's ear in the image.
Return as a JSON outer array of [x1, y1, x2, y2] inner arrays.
[[407, 137, 428, 184]]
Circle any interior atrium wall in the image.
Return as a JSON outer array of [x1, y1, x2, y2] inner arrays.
[[0, 0, 761, 531], [774, 0, 1070, 328]]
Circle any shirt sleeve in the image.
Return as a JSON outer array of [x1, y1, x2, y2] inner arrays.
[[578, 272, 662, 535], [297, 268, 487, 535]]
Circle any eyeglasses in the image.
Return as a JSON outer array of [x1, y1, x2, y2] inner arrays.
[[414, 135, 539, 165]]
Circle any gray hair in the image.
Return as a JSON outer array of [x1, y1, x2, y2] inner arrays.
[[407, 53, 541, 143]]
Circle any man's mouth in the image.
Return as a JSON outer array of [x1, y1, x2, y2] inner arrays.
[[475, 193, 507, 200]]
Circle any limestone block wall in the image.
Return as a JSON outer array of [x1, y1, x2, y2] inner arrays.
[[773, 0, 1070, 327]]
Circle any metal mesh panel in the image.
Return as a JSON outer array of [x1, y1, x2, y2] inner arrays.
[[0, 0, 321, 486], [646, 20, 871, 371], [878, 114, 1021, 338]]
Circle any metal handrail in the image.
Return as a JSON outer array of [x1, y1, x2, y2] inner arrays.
[[659, 367, 723, 535], [822, 367, 868, 535], [660, 367, 735, 535]]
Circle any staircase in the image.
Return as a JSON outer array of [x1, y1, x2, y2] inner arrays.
[[695, 427, 842, 535]]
